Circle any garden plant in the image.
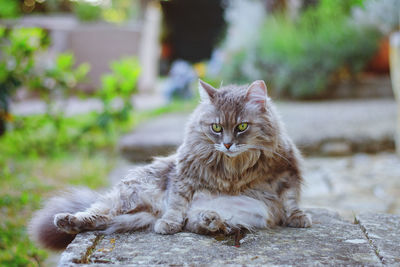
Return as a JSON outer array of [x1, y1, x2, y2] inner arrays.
[[0, 26, 141, 265], [220, 0, 382, 98]]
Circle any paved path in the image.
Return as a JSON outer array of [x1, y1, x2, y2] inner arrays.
[[119, 99, 396, 161], [59, 209, 399, 266]]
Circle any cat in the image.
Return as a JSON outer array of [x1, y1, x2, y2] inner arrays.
[[29, 80, 311, 251]]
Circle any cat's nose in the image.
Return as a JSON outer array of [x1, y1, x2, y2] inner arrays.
[[224, 143, 233, 150]]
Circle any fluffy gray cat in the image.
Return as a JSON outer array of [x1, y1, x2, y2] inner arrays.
[[29, 80, 311, 250]]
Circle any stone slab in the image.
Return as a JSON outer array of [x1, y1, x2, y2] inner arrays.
[[118, 100, 396, 162], [59, 209, 384, 266], [302, 153, 400, 220], [118, 113, 186, 162], [356, 213, 400, 265]]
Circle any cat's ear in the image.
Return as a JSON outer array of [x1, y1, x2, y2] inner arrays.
[[198, 79, 217, 102], [246, 80, 268, 111]]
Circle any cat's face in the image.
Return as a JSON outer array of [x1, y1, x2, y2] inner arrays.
[[197, 80, 277, 158]]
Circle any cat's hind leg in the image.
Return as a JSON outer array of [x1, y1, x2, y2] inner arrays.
[[185, 209, 227, 234], [54, 190, 118, 234], [54, 181, 163, 234], [54, 203, 112, 234], [29, 187, 100, 250]]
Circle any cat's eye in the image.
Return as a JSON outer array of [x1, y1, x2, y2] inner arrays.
[[237, 122, 248, 132], [211, 123, 222, 133]]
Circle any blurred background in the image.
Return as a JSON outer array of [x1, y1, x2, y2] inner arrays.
[[0, 0, 399, 265]]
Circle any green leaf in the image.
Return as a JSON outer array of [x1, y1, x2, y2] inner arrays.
[[56, 53, 74, 70]]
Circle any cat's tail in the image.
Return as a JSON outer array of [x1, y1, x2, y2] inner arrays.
[[28, 187, 99, 251]]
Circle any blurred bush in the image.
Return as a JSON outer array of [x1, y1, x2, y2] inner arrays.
[[0, 27, 47, 135], [96, 57, 141, 132], [73, 1, 102, 22], [0, 0, 20, 18], [0, 27, 141, 156], [72, 0, 141, 24], [0, 25, 141, 266], [0, 0, 139, 24], [220, 0, 381, 98]]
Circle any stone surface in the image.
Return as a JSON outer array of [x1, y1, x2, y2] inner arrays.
[[302, 153, 400, 220], [59, 232, 100, 265], [276, 100, 396, 155], [119, 113, 186, 162], [59, 209, 388, 266], [119, 99, 396, 161], [356, 213, 400, 265]]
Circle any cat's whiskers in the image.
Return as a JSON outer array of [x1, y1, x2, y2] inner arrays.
[[245, 144, 295, 167], [214, 143, 248, 157]]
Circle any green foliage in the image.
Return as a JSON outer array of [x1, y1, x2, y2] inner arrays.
[[0, 27, 141, 152], [102, 0, 141, 24], [2, 113, 118, 158], [0, 27, 87, 110], [30, 52, 90, 102], [73, 1, 102, 22], [0, 27, 46, 111], [97, 57, 141, 131], [0, 150, 113, 266], [0, 163, 49, 266], [0, 27, 91, 141], [0, 0, 20, 19], [73, 0, 139, 23], [101, 57, 141, 100], [221, 0, 381, 98], [0, 27, 142, 267], [72, 0, 140, 23], [0, 27, 48, 136]]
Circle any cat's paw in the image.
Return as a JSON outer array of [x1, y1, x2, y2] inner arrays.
[[286, 211, 312, 228], [198, 210, 226, 232], [154, 218, 182, 235], [54, 213, 81, 234]]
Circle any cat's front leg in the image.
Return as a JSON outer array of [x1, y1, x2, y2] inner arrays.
[[154, 184, 193, 234], [154, 195, 188, 234], [282, 187, 312, 228]]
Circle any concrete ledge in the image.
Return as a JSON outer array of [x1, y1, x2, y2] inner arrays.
[[356, 213, 400, 265], [59, 209, 400, 266]]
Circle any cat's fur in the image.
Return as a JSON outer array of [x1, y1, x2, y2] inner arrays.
[[29, 80, 311, 250]]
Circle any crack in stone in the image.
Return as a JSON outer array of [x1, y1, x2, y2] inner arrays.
[[73, 234, 104, 264], [354, 218, 385, 265]]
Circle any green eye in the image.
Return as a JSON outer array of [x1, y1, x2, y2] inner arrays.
[[212, 123, 222, 133], [237, 122, 248, 132]]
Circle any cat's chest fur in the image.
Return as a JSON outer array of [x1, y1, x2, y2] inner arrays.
[[178, 149, 285, 194]]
